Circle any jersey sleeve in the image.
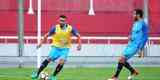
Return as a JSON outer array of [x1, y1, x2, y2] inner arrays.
[[48, 26, 56, 36], [71, 27, 79, 36]]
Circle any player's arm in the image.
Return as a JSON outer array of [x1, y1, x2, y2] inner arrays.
[[72, 27, 82, 51], [76, 33, 82, 51], [138, 34, 148, 58], [37, 33, 49, 48], [37, 26, 55, 48], [139, 22, 149, 58]]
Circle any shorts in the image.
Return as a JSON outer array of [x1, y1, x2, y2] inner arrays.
[[123, 41, 140, 60], [48, 46, 69, 61]]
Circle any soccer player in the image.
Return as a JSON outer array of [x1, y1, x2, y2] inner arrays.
[[32, 15, 82, 80], [107, 9, 149, 80]]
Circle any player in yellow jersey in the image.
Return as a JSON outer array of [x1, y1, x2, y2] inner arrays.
[[32, 15, 81, 80]]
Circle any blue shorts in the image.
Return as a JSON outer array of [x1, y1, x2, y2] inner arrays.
[[123, 41, 140, 60], [48, 46, 69, 61]]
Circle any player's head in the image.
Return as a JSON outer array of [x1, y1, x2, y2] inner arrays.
[[59, 15, 67, 26], [133, 9, 144, 21]]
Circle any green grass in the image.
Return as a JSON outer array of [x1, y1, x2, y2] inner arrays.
[[0, 67, 160, 80]]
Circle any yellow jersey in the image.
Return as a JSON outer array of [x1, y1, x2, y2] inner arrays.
[[50, 24, 73, 48]]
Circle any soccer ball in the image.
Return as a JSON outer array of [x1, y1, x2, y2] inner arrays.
[[39, 72, 49, 80]]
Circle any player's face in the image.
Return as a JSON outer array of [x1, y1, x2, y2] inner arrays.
[[59, 17, 66, 26], [133, 11, 138, 21]]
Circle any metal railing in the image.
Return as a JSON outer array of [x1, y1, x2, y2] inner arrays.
[[0, 36, 159, 44]]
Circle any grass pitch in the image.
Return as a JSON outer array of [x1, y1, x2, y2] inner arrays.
[[0, 67, 160, 80]]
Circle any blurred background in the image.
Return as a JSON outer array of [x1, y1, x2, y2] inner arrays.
[[0, 0, 160, 68]]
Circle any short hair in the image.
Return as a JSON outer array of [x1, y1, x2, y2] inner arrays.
[[59, 15, 67, 19], [134, 9, 144, 18]]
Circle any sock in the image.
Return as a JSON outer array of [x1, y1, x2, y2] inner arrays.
[[123, 61, 135, 74], [53, 64, 64, 76], [114, 62, 123, 77], [37, 59, 49, 77]]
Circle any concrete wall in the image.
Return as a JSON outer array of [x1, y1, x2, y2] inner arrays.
[[0, 44, 160, 57], [0, 44, 160, 67]]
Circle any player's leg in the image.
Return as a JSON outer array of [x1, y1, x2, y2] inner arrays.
[[32, 58, 51, 80], [123, 61, 138, 75], [50, 59, 64, 80], [36, 58, 51, 77], [113, 56, 139, 78], [108, 56, 125, 80], [126, 41, 147, 80], [51, 48, 69, 80], [32, 46, 59, 80], [123, 46, 139, 75], [123, 45, 139, 80], [111, 57, 138, 80], [108, 46, 131, 80], [53, 59, 65, 76], [108, 43, 137, 80], [124, 60, 139, 80]]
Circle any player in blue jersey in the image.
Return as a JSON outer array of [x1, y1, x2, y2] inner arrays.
[[107, 9, 149, 80]]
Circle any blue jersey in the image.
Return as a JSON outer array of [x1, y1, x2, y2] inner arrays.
[[130, 19, 149, 46], [123, 19, 149, 60]]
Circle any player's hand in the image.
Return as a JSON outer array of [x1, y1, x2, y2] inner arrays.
[[36, 44, 42, 49], [138, 50, 144, 58], [77, 44, 81, 51]]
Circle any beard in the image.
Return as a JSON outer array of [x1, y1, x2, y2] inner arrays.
[[60, 23, 66, 28], [134, 17, 138, 21]]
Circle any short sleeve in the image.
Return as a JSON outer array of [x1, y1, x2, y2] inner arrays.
[[71, 27, 79, 36], [48, 26, 56, 36]]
